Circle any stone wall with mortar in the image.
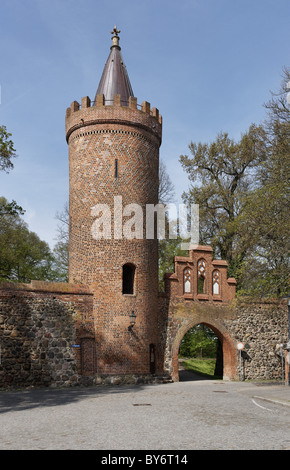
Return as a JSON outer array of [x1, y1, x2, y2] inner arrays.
[[0, 281, 94, 389], [224, 298, 288, 381], [0, 281, 287, 388], [160, 295, 288, 382], [160, 246, 288, 382]]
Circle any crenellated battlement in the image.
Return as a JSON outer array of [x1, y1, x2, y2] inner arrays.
[[65, 93, 162, 144]]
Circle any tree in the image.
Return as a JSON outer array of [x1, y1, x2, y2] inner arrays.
[[0, 126, 24, 217], [0, 198, 24, 217], [264, 66, 290, 124], [0, 125, 17, 173], [55, 201, 69, 245], [179, 324, 218, 358], [179, 124, 267, 282], [237, 69, 290, 296], [239, 125, 289, 296], [53, 202, 69, 282], [0, 197, 57, 283], [0, 128, 65, 283], [179, 68, 290, 297], [158, 159, 175, 204], [158, 224, 187, 290], [157, 161, 187, 289]]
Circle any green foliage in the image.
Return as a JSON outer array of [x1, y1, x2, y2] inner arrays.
[[0, 197, 60, 283], [52, 240, 69, 282], [0, 125, 17, 173], [179, 324, 218, 358], [179, 124, 267, 287], [179, 67, 290, 297], [181, 358, 220, 378], [158, 235, 187, 290], [0, 198, 24, 217], [237, 121, 290, 296]]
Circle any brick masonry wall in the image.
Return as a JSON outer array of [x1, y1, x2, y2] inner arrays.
[[164, 245, 236, 302], [66, 96, 163, 376]]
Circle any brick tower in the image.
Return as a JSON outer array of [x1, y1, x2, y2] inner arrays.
[[65, 27, 162, 377]]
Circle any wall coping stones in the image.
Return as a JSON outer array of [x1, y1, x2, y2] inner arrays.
[[0, 281, 93, 296]]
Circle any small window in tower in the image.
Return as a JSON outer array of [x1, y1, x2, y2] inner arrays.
[[115, 159, 118, 178], [183, 267, 191, 293], [197, 259, 206, 294], [122, 263, 135, 294]]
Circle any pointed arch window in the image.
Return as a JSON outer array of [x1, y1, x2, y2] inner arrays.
[[183, 267, 191, 294], [197, 259, 206, 294], [122, 263, 136, 294], [212, 270, 220, 295]]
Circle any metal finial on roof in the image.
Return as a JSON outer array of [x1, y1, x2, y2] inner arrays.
[[95, 26, 134, 105], [111, 25, 121, 49]]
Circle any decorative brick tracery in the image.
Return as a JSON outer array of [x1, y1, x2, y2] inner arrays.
[[164, 245, 236, 302]]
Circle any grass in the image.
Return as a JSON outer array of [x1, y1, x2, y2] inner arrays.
[[180, 357, 222, 379]]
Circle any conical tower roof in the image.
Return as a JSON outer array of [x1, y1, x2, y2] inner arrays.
[[95, 26, 134, 106]]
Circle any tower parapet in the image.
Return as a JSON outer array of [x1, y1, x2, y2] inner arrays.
[[65, 93, 162, 145]]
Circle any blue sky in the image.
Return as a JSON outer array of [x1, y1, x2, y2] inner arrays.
[[0, 0, 289, 248]]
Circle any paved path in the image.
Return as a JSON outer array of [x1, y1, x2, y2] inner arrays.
[[0, 376, 289, 451]]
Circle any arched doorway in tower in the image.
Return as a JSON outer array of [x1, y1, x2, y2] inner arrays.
[[178, 324, 223, 381], [171, 321, 237, 382]]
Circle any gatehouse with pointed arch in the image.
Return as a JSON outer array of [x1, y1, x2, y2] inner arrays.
[[0, 28, 288, 389]]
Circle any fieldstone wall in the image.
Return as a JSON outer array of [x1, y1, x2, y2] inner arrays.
[[160, 297, 239, 381], [225, 299, 288, 381], [161, 295, 288, 382], [0, 280, 288, 389], [160, 247, 288, 382], [0, 281, 94, 389]]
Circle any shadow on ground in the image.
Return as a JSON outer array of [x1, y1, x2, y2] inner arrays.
[[0, 383, 149, 414], [178, 359, 222, 382], [178, 368, 209, 381]]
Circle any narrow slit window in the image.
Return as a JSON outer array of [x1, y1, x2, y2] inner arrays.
[[198, 276, 205, 294], [115, 159, 118, 178], [197, 259, 206, 294], [183, 267, 191, 293], [213, 270, 220, 295], [122, 263, 135, 294]]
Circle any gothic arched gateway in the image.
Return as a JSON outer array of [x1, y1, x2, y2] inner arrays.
[[169, 316, 238, 382], [160, 244, 238, 382]]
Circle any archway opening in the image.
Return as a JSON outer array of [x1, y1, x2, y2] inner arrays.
[[178, 323, 223, 381]]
